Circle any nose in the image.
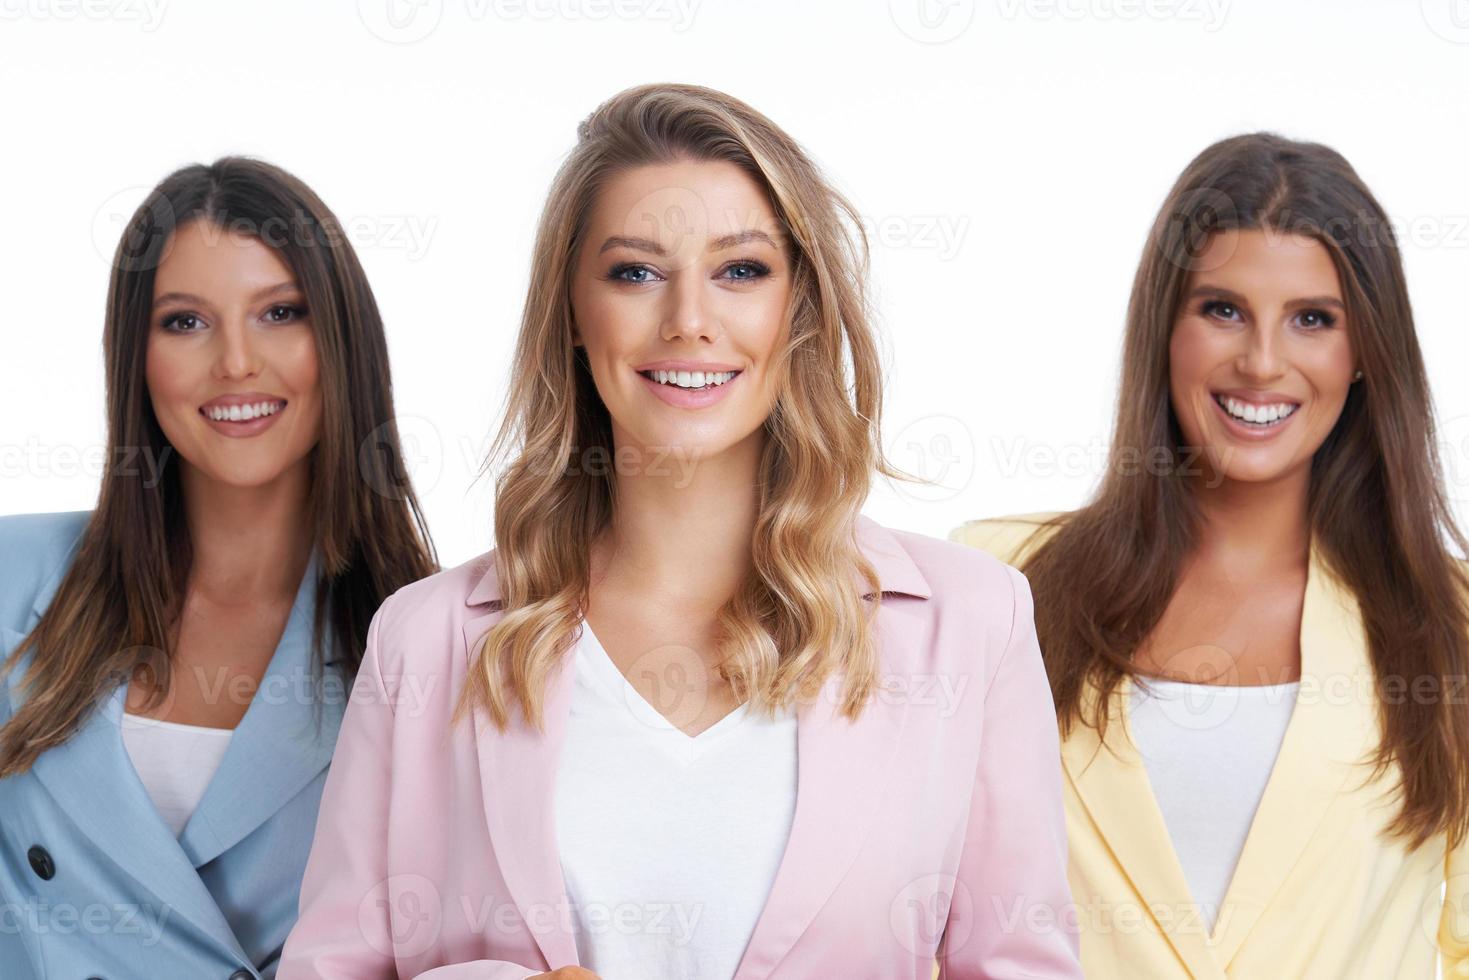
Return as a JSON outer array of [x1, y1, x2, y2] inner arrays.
[[1236, 322, 1285, 382], [212, 317, 263, 381], [660, 272, 719, 343]]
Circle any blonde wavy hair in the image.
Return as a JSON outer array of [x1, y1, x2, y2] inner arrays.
[[456, 83, 906, 732]]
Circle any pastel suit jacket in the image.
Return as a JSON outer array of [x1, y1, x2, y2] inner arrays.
[[277, 515, 1084, 978], [952, 512, 1469, 980], [0, 511, 348, 980]]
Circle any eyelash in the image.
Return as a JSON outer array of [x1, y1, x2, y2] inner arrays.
[[1199, 299, 1336, 330], [605, 259, 772, 285], [160, 304, 308, 333]]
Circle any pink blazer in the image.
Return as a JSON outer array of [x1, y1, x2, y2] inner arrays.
[[277, 516, 1081, 979]]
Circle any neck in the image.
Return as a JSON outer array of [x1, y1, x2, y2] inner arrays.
[[594, 427, 763, 610], [178, 459, 315, 605], [1189, 464, 1312, 572]]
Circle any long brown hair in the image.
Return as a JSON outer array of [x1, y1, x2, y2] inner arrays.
[[457, 83, 901, 731], [1019, 133, 1469, 848], [0, 157, 438, 776]]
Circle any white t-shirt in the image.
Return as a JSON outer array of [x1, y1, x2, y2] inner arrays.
[[553, 621, 798, 980], [1128, 676, 1299, 931], [120, 701, 234, 837]]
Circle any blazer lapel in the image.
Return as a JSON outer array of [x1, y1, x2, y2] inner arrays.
[[461, 555, 582, 969], [457, 517, 930, 975], [1062, 539, 1380, 978], [179, 550, 347, 867], [733, 517, 928, 979], [1208, 541, 1379, 967], [4, 627, 250, 964], [1061, 681, 1228, 980]]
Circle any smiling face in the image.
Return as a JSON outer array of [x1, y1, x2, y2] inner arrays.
[[144, 219, 323, 491], [1169, 227, 1358, 486], [569, 158, 793, 466]]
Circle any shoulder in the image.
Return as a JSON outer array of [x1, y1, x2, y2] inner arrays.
[[872, 520, 1035, 650], [946, 510, 1070, 566], [881, 522, 1019, 596], [0, 510, 91, 630], [363, 550, 495, 670]]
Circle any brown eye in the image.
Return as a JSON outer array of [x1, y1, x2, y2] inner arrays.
[[266, 304, 307, 323], [162, 313, 203, 332]]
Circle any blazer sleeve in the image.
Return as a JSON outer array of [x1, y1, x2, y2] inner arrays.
[[276, 595, 541, 980], [1441, 834, 1469, 977], [936, 564, 1082, 979]]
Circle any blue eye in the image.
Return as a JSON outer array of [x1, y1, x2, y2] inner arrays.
[[721, 260, 770, 281], [609, 263, 659, 284]]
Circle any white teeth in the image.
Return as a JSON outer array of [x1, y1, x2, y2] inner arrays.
[[649, 370, 737, 390], [1217, 396, 1297, 426], [206, 401, 283, 422]]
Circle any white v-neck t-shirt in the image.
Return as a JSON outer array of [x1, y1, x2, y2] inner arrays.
[[553, 621, 798, 980], [1128, 676, 1299, 931], [120, 702, 235, 837]]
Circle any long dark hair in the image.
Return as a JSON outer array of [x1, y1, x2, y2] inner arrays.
[[0, 156, 438, 775], [1021, 132, 1469, 848]]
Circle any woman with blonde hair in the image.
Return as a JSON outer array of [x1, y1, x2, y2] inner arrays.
[[280, 84, 1082, 979], [954, 133, 1469, 978]]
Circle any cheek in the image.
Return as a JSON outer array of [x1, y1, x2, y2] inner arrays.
[[143, 334, 196, 414], [1303, 340, 1355, 403], [273, 328, 322, 398], [737, 289, 791, 373], [1167, 321, 1219, 390]]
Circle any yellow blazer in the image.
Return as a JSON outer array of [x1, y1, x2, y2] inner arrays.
[[950, 512, 1469, 979]]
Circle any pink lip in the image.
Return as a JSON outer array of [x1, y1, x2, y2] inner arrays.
[[1211, 388, 1302, 407], [634, 360, 744, 373], [197, 393, 288, 440], [638, 368, 741, 409], [1209, 393, 1298, 441]]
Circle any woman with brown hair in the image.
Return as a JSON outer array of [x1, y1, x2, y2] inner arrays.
[[0, 157, 437, 979], [954, 133, 1469, 978], [279, 84, 1082, 979]]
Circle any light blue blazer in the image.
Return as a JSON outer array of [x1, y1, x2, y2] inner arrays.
[[0, 511, 348, 980]]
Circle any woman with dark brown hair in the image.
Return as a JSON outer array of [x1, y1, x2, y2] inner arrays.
[[954, 133, 1469, 978], [0, 157, 436, 979]]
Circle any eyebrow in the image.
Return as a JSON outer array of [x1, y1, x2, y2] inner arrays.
[[152, 281, 301, 308], [1188, 285, 1345, 310], [597, 229, 779, 255]]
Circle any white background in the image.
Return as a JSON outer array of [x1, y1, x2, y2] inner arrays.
[[2, 0, 1468, 567]]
